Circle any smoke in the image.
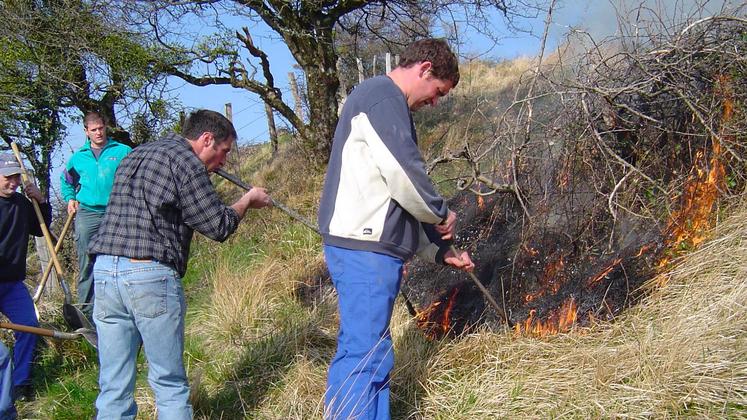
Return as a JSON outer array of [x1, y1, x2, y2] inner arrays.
[[550, 0, 741, 45]]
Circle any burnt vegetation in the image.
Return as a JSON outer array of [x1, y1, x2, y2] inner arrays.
[[407, 8, 747, 338]]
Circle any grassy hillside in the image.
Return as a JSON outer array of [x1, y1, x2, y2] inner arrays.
[[15, 54, 746, 418]]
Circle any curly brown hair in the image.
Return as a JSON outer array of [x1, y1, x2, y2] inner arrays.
[[398, 38, 460, 86]]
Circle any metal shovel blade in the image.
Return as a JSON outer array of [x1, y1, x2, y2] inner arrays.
[[62, 303, 94, 331]]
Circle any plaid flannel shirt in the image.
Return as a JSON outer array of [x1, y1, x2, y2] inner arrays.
[[89, 133, 240, 277]]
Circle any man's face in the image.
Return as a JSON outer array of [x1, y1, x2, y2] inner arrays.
[[201, 136, 233, 172], [409, 71, 454, 112], [84, 119, 107, 148], [0, 174, 21, 198]]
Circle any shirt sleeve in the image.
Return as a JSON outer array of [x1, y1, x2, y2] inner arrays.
[[360, 96, 448, 224], [177, 161, 240, 242], [60, 158, 78, 202], [415, 222, 450, 264]]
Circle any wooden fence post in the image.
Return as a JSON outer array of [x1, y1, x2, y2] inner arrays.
[[356, 58, 365, 83], [224, 103, 241, 172], [288, 72, 304, 121], [265, 103, 278, 157]]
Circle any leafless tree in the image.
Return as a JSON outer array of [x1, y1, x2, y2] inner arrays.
[[111, 0, 546, 163]]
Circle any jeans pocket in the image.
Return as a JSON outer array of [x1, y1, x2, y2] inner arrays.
[[125, 272, 169, 318], [92, 277, 107, 320]]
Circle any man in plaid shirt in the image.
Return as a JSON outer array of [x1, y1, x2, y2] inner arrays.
[[88, 109, 271, 419]]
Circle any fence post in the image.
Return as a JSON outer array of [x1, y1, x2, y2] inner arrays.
[[288, 72, 304, 121], [224, 103, 241, 172], [356, 58, 365, 83], [265, 103, 278, 157]]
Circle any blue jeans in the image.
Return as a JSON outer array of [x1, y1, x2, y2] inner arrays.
[[0, 342, 17, 419], [93, 255, 191, 420], [323, 245, 403, 420], [75, 208, 104, 318], [0, 281, 38, 388]]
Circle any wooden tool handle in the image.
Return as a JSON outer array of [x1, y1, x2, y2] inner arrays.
[[34, 211, 75, 302], [9, 142, 63, 275]]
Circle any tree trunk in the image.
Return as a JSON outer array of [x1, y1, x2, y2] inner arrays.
[[303, 64, 339, 162]]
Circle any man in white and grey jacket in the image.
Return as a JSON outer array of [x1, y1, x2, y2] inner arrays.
[[319, 38, 475, 420]]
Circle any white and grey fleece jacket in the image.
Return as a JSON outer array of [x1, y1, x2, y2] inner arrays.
[[319, 76, 451, 264]]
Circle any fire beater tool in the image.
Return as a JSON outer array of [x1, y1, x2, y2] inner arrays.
[[0, 321, 97, 349], [216, 170, 507, 324], [10, 142, 94, 333]]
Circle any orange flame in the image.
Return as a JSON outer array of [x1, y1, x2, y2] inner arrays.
[[415, 287, 460, 340], [585, 257, 622, 288], [635, 243, 654, 258], [515, 297, 578, 337], [525, 254, 567, 302], [655, 75, 731, 285], [523, 245, 539, 256]]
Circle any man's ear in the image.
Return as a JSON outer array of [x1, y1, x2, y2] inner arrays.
[[419, 61, 433, 78], [199, 131, 215, 147]]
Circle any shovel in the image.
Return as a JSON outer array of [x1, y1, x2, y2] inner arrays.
[[10, 143, 93, 332], [0, 321, 97, 349], [35, 212, 93, 332]]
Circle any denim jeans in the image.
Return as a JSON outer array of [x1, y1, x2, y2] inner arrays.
[[93, 255, 191, 420], [75, 208, 104, 318], [0, 281, 38, 388], [323, 245, 403, 420], [0, 342, 17, 419]]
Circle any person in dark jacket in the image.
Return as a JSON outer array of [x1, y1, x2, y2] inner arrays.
[[88, 110, 272, 419], [0, 152, 51, 403], [318, 38, 475, 420]]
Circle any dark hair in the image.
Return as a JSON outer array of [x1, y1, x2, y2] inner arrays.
[[182, 109, 237, 144], [398, 38, 460, 86], [83, 112, 106, 128]]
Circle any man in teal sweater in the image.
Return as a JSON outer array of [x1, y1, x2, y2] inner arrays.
[[61, 112, 131, 319]]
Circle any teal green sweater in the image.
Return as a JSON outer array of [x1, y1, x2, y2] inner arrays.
[[60, 139, 132, 213]]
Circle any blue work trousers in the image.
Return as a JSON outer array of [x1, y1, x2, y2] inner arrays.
[[323, 245, 403, 420], [0, 342, 17, 419], [0, 281, 38, 388], [75, 208, 104, 318], [93, 255, 191, 420]]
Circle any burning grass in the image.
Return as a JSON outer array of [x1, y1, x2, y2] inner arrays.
[[404, 199, 747, 418]]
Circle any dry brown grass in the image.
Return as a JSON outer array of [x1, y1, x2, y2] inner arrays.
[[391, 200, 747, 419], [455, 58, 534, 97]]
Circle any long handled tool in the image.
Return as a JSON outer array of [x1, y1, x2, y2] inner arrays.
[[10, 143, 93, 332], [449, 245, 507, 323], [216, 169, 507, 323], [0, 321, 97, 349], [215, 169, 319, 232], [33, 211, 75, 303], [10, 143, 63, 275]]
